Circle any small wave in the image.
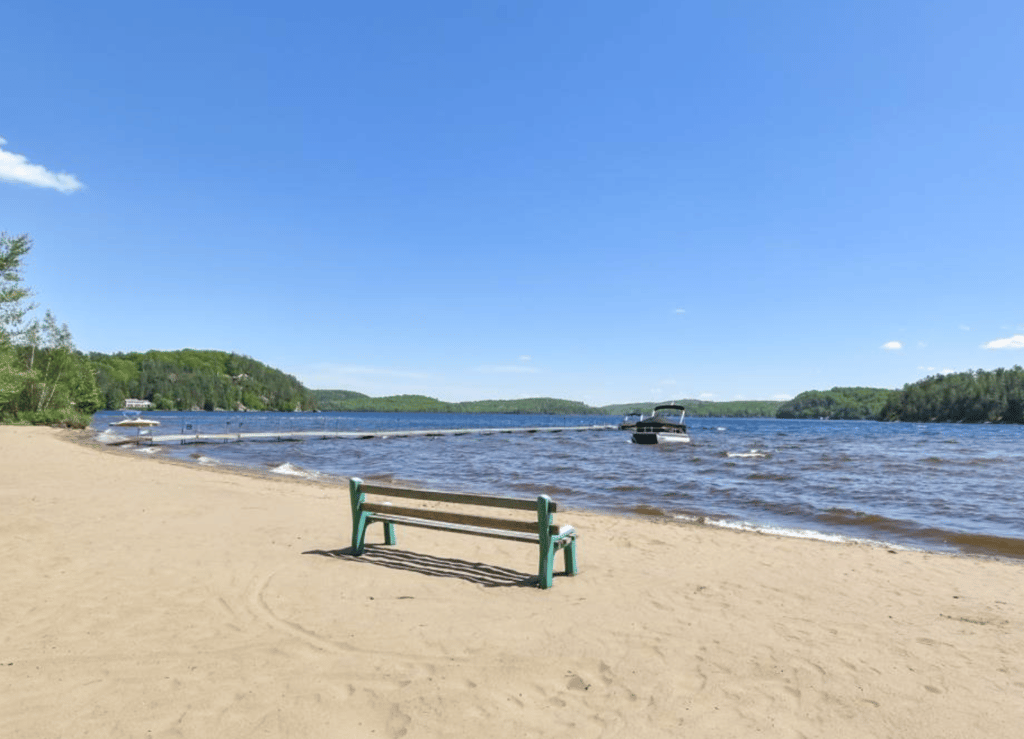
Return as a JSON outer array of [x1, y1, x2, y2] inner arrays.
[[813, 508, 1024, 560], [134, 446, 161, 455], [509, 482, 575, 497], [188, 453, 220, 466], [943, 531, 1024, 559], [675, 514, 906, 549], [746, 472, 796, 482], [630, 503, 668, 517], [269, 462, 317, 478], [609, 484, 645, 493], [727, 449, 768, 458], [923, 455, 1008, 468], [93, 430, 122, 445], [818, 507, 917, 533]]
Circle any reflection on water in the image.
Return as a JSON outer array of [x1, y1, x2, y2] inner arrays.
[[93, 411, 1024, 560]]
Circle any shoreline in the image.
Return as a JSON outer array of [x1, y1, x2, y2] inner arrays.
[[3, 426, 1023, 737], [83, 424, 1024, 564]]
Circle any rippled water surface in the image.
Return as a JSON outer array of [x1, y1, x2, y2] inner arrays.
[[93, 411, 1024, 559]]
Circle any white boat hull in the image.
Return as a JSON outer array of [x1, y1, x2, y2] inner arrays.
[[631, 431, 691, 444]]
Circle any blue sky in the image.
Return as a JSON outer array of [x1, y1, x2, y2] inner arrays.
[[3, 1, 1023, 406]]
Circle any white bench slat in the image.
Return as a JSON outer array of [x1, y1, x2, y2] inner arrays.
[[359, 483, 552, 511], [367, 513, 546, 543], [362, 502, 560, 535]]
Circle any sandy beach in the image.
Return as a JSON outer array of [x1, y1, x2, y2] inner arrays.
[[2, 426, 1022, 738]]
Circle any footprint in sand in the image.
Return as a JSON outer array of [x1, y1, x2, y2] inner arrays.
[[566, 672, 590, 691]]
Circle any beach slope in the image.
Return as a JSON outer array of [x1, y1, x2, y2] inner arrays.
[[1, 427, 1021, 738]]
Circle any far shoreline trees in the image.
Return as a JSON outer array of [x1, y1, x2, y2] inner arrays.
[[90, 349, 315, 412], [879, 367, 1024, 424], [6, 233, 1024, 426], [775, 387, 894, 420]]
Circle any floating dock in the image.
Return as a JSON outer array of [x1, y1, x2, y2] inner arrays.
[[103, 425, 617, 447]]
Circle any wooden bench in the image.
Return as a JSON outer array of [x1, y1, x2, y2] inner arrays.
[[348, 478, 579, 589]]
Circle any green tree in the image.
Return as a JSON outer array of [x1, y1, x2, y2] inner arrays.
[[1, 233, 34, 411], [87, 349, 315, 411], [1, 233, 34, 338], [1, 234, 97, 425], [776, 387, 895, 420], [879, 367, 1024, 423], [0, 343, 26, 407]]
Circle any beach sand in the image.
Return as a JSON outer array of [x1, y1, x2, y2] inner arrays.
[[2, 426, 1022, 738]]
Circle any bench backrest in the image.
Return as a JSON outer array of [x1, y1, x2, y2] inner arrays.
[[351, 479, 560, 536]]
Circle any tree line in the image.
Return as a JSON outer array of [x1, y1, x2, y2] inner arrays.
[[879, 367, 1024, 423], [601, 399, 783, 418], [1, 234, 101, 426], [1, 233, 312, 425], [6, 232, 1024, 426], [314, 392, 784, 417], [775, 387, 894, 420], [775, 372, 1024, 424], [90, 349, 315, 412], [312, 391, 599, 415]]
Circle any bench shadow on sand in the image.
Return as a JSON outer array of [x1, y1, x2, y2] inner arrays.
[[304, 546, 540, 588]]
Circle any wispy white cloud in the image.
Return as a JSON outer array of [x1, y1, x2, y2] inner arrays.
[[475, 354, 539, 374], [673, 308, 686, 314], [982, 334, 1024, 349], [882, 341, 903, 350], [0, 137, 84, 193]]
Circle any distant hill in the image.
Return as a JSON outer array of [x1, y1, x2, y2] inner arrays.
[[600, 399, 782, 418], [879, 367, 1024, 423], [90, 349, 315, 411], [311, 390, 783, 417], [84, 350, 1024, 424], [776, 387, 896, 420], [310, 392, 600, 415], [312, 389, 371, 404]]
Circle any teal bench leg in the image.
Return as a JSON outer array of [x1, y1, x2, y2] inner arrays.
[[350, 478, 368, 555], [351, 477, 398, 551], [564, 538, 578, 576], [539, 542, 556, 590], [537, 495, 556, 589]]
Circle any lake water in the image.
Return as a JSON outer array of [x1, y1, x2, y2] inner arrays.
[[92, 411, 1024, 560]]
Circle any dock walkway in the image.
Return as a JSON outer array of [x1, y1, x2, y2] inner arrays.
[[105, 425, 616, 446]]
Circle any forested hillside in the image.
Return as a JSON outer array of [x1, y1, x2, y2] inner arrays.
[[776, 387, 895, 420], [880, 367, 1024, 423], [311, 391, 599, 415], [313, 391, 781, 417], [90, 349, 315, 412], [601, 399, 782, 418]]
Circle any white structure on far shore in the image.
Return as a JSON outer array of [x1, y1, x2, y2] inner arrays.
[[124, 398, 153, 410]]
